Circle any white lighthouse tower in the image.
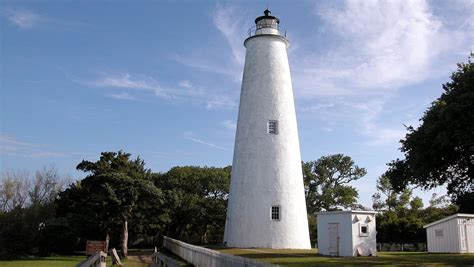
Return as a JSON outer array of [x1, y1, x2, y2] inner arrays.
[[224, 9, 311, 249]]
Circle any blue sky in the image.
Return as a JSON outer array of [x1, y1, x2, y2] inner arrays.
[[1, 0, 473, 207]]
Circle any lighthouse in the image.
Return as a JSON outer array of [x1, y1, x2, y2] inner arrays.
[[224, 9, 311, 249]]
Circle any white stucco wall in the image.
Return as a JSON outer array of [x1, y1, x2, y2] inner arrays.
[[317, 211, 377, 257], [351, 213, 377, 256], [223, 25, 310, 249]]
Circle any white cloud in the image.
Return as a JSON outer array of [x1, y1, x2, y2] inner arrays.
[[91, 73, 167, 97], [300, 97, 407, 146], [0, 133, 32, 147], [300, 103, 336, 112], [108, 92, 138, 101], [293, 0, 473, 147], [183, 132, 231, 152], [30, 152, 65, 158], [206, 95, 237, 110], [178, 80, 193, 89], [292, 0, 471, 98], [171, 4, 249, 83], [213, 4, 247, 67], [342, 98, 406, 146], [4, 8, 42, 29], [0, 133, 65, 158], [171, 54, 239, 79], [86, 72, 237, 109], [221, 120, 237, 130]]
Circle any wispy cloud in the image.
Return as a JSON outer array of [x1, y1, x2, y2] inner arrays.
[[0, 133, 66, 158], [0, 133, 32, 147], [221, 120, 237, 130], [299, 97, 408, 146], [213, 4, 247, 67], [84, 72, 237, 109], [170, 53, 241, 81], [108, 92, 138, 101], [90, 73, 166, 97], [178, 80, 193, 89], [206, 95, 237, 110], [293, 0, 473, 99], [183, 132, 231, 152], [293, 0, 473, 147], [30, 151, 66, 158], [4, 8, 42, 29], [349, 99, 406, 146], [171, 4, 249, 83]]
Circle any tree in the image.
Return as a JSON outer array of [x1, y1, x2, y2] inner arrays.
[[0, 166, 69, 258], [372, 175, 458, 243], [385, 54, 474, 212], [372, 175, 413, 212], [154, 166, 230, 244], [303, 154, 367, 213], [57, 151, 165, 257], [0, 170, 30, 212], [30, 166, 68, 207]]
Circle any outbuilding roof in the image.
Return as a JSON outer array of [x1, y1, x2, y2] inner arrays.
[[315, 210, 378, 215], [423, 213, 474, 228]]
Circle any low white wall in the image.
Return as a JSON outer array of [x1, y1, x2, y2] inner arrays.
[[76, 251, 106, 267], [163, 236, 278, 267]]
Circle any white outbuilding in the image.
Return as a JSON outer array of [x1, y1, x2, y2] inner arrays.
[[423, 213, 474, 253], [317, 210, 377, 257]]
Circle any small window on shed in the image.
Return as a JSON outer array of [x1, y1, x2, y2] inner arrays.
[[435, 229, 443, 237], [271, 205, 280, 221], [359, 223, 369, 237], [268, 120, 278, 134]]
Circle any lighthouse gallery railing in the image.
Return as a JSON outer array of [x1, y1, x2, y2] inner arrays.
[[247, 24, 287, 38]]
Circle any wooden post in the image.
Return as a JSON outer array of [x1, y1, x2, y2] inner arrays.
[[122, 221, 128, 258]]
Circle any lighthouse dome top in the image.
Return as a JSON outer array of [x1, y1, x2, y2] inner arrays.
[[255, 9, 280, 25], [247, 9, 287, 40]]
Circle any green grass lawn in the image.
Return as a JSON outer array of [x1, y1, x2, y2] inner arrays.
[[1, 250, 473, 266], [0, 255, 149, 267], [214, 248, 474, 266]]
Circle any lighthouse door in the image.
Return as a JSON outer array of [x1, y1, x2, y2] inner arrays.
[[328, 223, 339, 256]]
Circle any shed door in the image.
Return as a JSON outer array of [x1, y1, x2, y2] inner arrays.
[[460, 224, 467, 252], [328, 223, 339, 256]]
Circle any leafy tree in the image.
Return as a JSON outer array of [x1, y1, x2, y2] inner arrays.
[[0, 166, 68, 258], [303, 154, 367, 213], [57, 151, 165, 257], [154, 166, 230, 244], [373, 176, 458, 243], [385, 54, 474, 212], [372, 175, 412, 212]]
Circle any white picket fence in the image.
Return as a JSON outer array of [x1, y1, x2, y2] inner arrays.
[[163, 236, 278, 267], [151, 251, 187, 267], [76, 251, 107, 267]]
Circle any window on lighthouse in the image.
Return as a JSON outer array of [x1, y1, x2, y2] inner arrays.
[[271, 205, 281, 221], [268, 120, 278, 134]]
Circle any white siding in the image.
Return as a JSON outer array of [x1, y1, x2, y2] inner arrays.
[[467, 224, 474, 253], [425, 214, 474, 253]]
